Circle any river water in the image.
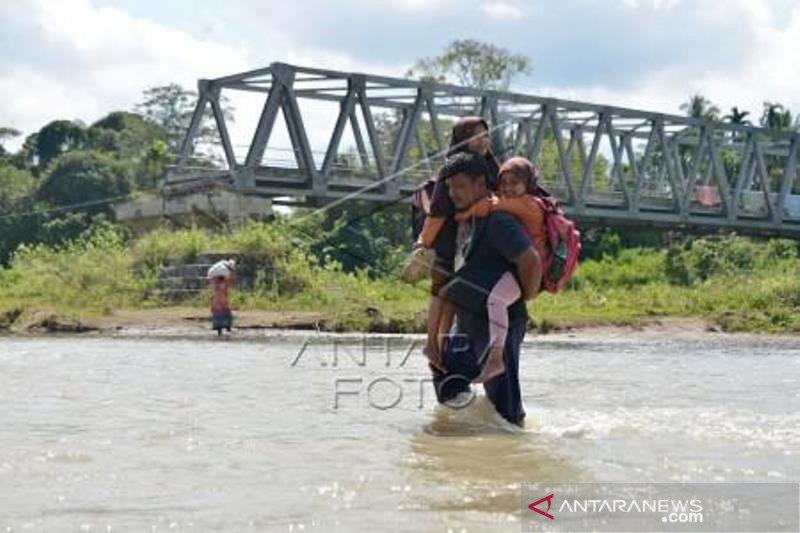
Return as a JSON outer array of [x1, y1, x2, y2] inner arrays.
[[0, 332, 798, 531]]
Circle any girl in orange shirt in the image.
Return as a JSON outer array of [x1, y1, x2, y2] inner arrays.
[[453, 156, 550, 382]]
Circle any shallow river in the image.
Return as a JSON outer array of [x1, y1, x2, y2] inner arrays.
[[0, 332, 798, 531]]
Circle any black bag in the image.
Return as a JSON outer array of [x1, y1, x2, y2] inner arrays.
[[411, 176, 437, 242]]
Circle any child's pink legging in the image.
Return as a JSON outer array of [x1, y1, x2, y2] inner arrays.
[[487, 271, 522, 349]]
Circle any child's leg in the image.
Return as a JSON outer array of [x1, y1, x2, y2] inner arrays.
[[425, 254, 453, 366], [425, 295, 444, 357], [475, 272, 521, 383], [487, 271, 522, 350]]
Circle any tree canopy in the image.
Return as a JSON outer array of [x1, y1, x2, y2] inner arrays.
[[406, 39, 531, 91]]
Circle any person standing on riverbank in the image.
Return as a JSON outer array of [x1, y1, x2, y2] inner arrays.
[[208, 260, 236, 336]]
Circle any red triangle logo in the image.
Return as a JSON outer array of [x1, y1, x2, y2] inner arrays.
[[528, 493, 555, 520]]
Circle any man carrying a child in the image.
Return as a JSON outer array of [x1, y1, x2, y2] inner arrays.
[[427, 152, 543, 427]]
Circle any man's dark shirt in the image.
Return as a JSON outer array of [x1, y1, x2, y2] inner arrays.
[[443, 211, 532, 339]]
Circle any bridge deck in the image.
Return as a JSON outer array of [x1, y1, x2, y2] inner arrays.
[[166, 62, 800, 238]]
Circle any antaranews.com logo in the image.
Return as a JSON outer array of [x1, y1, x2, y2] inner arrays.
[[521, 483, 799, 532], [528, 492, 703, 523]]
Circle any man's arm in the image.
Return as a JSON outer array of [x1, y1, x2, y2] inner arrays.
[[511, 247, 542, 300], [489, 212, 542, 300]]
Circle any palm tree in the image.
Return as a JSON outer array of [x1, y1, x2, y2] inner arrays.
[[723, 107, 751, 126], [680, 94, 720, 121], [760, 102, 792, 131], [758, 103, 793, 192], [677, 95, 719, 179], [723, 106, 751, 143]]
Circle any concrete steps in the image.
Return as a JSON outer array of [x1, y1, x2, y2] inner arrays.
[[155, 253, 238, 302]]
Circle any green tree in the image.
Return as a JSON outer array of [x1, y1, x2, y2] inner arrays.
[[9, 132, 39, 172], [680, 94, 720, 121], [760, 102, 793, 131], [37, 212, 114, 247], [0, 162, 41, 264], [36, 150, 133, 215], [404, 41, 613, 194], [141, 139, 170, 189], [722, 106, 751, 147], [0, 161, 35, 204], [87, 111, 166, 156], [756, 103, 794, 191], [294, 201, 410, 277], [134, 84, 195, 150], [134, 83, 234, 152], [406, 39, 532, 91], [724, 106, 751, 126], [86, 111, 169, 189], [390, 39, 531, 177], [34, 120, 88, 170]]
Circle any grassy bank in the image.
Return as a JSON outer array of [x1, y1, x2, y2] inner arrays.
[[0, 220, 427, 333], [1, 220, 800, 334]]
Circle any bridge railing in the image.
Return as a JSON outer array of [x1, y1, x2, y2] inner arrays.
[[169, 62, 800, 236]]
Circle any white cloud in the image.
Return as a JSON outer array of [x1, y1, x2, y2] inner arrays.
[[0, 0, 250, 149], [382, 0, 458, 12], [619, 0, 680, 11], [2, 0, 799, 159], [528, 0, 800, 123], [0, 0, 416, 155], [482, 0, 527, 19]]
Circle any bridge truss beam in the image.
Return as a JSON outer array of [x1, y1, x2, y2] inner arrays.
[[169, 62, 800, 237]]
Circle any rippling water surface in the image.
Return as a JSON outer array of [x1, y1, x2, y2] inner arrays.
[[0, 333, 798, 531]]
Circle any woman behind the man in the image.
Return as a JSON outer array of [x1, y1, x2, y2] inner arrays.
[[402, 116, 501, 361]]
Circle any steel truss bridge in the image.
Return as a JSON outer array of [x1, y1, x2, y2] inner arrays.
[[168, 62, 800, 237]]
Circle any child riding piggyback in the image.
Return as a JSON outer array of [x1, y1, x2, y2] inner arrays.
[[454, 156, 552, 382]]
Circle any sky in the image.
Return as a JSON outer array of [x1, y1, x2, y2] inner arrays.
[[2, 0, 800, 154]]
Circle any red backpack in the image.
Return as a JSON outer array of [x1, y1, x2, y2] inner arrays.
[[530, 195, 581, 293], [413, 170, 581, 292]]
